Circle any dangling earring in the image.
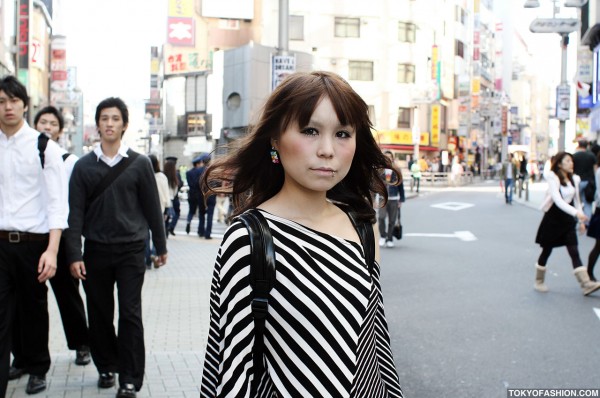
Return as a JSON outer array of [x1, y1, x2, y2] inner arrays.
[[271, 147, 280, 164]]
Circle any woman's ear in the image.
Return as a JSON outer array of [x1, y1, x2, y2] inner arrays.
[[271, 139, 278, 150]]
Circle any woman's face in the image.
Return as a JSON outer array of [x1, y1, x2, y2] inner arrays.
[[559, 155, 574, 174], [274, 96, 356, 194]]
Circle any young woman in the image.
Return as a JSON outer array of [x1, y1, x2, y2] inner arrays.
[[534, 151, 600, 296], [199, 71, 403, 397], [163, 158, 180, 236], [146, 154, 170, 267], [586, 151, 600, 282]]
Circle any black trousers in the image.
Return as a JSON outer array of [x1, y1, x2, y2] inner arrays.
[[12, 239, 89, 368], [0, 239, 50, 396], [83, 240, 146, 391]]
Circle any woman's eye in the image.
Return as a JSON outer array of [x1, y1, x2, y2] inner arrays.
[[337, 130, 352, 138], [301, 128, 318, 136]]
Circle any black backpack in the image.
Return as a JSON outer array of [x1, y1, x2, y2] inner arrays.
[[37, 133, 70, 168], [236, 208, 374, 393]]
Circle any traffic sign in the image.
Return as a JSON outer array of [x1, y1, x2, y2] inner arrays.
[[530, 18, 579, 34]]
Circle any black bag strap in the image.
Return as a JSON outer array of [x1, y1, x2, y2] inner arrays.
[[37, 133, 49, 169], [87, 150, 140, 207], [62, 153, 71, 161], [346, 212, 375, 275], [235, 209, 276, 393]]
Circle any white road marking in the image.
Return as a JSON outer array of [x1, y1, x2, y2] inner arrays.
[[594, 308, 600, 322], [431, 202, 475, 211], [404, 231, 477, 241]]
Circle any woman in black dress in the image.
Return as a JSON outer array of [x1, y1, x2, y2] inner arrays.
[[535, 152, 600, 296]]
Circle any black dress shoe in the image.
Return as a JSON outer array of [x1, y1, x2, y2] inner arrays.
[[185, 223, 190, 234], [8, 365, 24, 380], [116, 383, 137, 398], [98, 372, 115, 388], [75, 346, 91, 365], [25, 374, 46, 395], [168, 228, 176, 236]]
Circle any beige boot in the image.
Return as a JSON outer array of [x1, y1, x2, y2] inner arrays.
[[573, 266, 600, 296], [534, 264, 549, 292]]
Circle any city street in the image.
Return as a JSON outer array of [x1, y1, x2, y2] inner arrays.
[[385, 181, 600, 397], [6, 180, 600, 397]]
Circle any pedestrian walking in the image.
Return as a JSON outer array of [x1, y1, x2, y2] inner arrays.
[[573, 139, 595, 222], [586, 151, 600, 282], [18, 106, 90, 366], [163, 156, 182, 236], [145, 154, 170, 268], [198, 155, 216, 239], [534, 152, 600, 296], [199, 71, 403, 397], [410, 158, 421, 193], [185, 156, 205, 235], [64, 97, 167, 398], [500, 153, 518, 204], [0, 76, 69, 395], [378, 150, 405, 248]]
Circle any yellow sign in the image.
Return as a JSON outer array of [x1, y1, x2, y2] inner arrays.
[[431, 105, 440, 145], [376, 130, 429, 146], [168, 0, 194, 17], [472, 77, 480, 94]]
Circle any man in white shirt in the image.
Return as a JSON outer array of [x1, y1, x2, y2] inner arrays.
[[0, 76, 68, 395]]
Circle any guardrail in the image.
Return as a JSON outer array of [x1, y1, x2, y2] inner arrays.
[[404, 171, 475, 187]]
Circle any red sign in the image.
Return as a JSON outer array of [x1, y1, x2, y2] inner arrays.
[[18, 0, 29, 69], [167, 17, 194, 46], [52, 70, 67, 80]]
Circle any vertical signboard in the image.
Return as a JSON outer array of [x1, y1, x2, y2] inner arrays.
[[17, 0, 30, 84], [50, 36, 67, 104], [167, 0, 195, 47], [271, 55, 296, 91], [556, 84, 571, 121], [431, 104, 441, 146]]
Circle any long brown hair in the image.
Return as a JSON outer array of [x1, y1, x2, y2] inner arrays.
[[163, 159, 179, 190], [551, 151, 574, 186], [201, 71, 396, 222]]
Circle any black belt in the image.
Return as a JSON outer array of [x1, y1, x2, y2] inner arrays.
[[0, 231, 49, 243]]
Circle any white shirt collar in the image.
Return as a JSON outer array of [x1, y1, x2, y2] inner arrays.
[[93, 142, 130, 161]]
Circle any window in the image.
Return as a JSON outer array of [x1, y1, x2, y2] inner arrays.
[[185, 75, 206, 113], [397, 107, 411, 128], [290, 15, 304, 41], [455, 39, 464, 58], [349, 61, 373, 81], [368, 105, 376, 125], [398, 22, 416, 43], [397, 63, 415, 84], [335, 17, 360, 38], [455, 6, 466, 25]]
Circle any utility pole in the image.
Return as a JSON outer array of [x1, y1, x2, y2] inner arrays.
[[278, 0, 289, 56]]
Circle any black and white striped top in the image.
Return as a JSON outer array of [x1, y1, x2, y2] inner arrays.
[[200, 210, 403, 398]]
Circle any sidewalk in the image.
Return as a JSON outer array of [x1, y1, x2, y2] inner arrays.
[[7, 180, 547, 397], [7, 234, 223, 397]]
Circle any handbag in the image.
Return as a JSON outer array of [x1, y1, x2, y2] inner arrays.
[[392, 210, 402, 240]]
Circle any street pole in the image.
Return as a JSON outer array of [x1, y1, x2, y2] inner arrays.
[[558, 33, 568, 152], [278, 0, 289, 56]]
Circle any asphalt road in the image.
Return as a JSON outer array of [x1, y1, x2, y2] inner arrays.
[[380, 183, 600, 398]]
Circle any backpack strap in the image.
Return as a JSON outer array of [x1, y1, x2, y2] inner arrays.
[[62, 153, 71, 161], [346, 211, 375, 274], [37, 133, 49, 169], [235, 209, 276, 393]]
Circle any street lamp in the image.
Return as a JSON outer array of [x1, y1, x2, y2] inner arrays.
[[524, 0, 586, 152]]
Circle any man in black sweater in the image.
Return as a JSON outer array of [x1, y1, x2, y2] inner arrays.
[[64, 97, 167, 398]]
